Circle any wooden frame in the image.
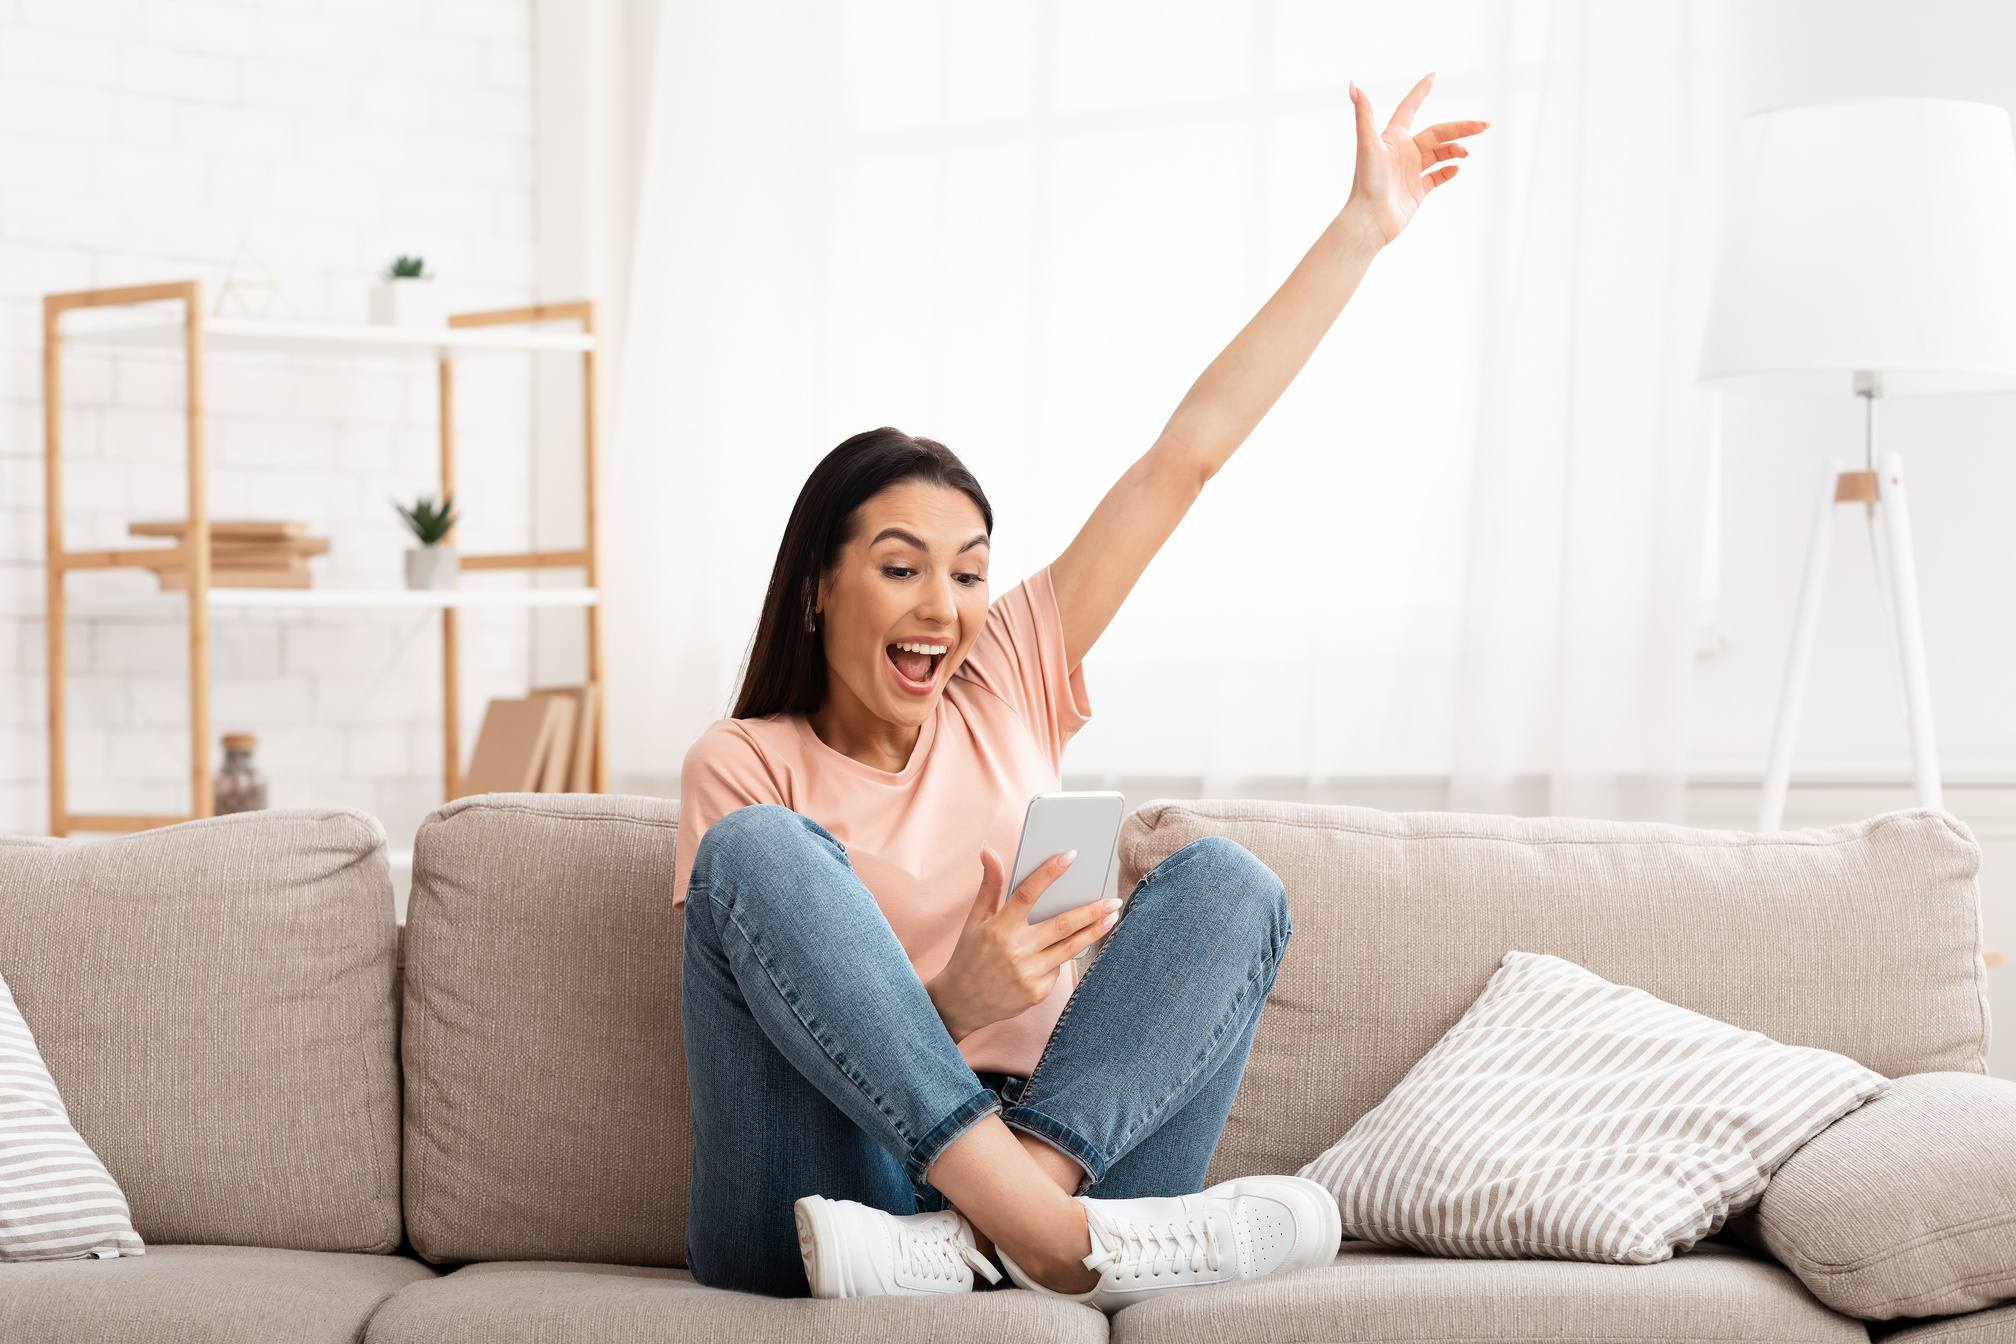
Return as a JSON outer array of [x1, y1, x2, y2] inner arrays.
[[441, 300, 606, 797], [41, 283, 603, 835], [44, 282, 209, 837]]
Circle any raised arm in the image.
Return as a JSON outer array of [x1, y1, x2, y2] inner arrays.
[[1050, 74, 1486, 668]]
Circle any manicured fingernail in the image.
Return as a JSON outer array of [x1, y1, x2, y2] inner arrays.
[[1103, 899, 1121, 912], [1101, 913, 1118, 930], [1059, 850, 1077, 867]]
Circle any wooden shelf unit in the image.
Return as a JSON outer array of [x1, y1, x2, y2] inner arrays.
[[42, 281, 606, 837]]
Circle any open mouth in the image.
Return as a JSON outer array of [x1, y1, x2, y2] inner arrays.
[[885, 640, 947, 693]]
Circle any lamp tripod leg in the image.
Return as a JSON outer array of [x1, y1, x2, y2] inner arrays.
[[1877, 452, 1943, 812], [1758, 458, 1844, 832]]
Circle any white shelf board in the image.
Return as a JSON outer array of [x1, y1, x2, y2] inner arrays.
[[59, 310, 594, 357], [204, 587, 598, 609]]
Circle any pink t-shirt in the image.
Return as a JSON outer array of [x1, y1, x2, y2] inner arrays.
[[674, 567, 1092, 1076]]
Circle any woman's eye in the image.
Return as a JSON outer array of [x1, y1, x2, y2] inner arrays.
[[955, 572, 984, 586], [883, 566, 915, 579]]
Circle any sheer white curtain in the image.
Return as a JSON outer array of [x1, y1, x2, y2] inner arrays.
[[1448, 2, 1719, 819], [605, 0, 1719, 819]]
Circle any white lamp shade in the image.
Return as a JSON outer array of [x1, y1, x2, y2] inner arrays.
[[1699, 99, 2016, 396]]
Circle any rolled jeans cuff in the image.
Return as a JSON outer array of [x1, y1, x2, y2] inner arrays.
[[910, 1089, 1005, 1187], [1000, 1105, 1105, 1187]]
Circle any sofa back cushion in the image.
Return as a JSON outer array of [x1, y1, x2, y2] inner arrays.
[[402, 794, 687, 1267], [1118, 802, 1989, 1188], [0, 809, 402, 1252]]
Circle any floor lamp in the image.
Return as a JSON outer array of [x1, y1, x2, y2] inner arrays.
[[1698, 99, 2016, 832]]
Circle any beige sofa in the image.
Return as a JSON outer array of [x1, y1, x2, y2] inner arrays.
[[0, 794, 2007, 1343]]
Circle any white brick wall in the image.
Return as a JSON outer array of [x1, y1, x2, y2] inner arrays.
[[0, 0, 543, 846]]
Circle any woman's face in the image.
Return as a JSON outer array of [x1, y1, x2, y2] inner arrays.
[[817, 479, 991, 732]]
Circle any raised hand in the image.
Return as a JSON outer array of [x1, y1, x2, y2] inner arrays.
[[1047, 67, 1484, 672], [1348, 73, 1488, 245]]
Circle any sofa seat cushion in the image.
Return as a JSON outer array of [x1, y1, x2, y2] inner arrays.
[[1108, 1241, 1863, 1343], [1883, 1302, 2016, 1342], [0, 1243, 435, 1344], [362, 1261, 1108, 1343]]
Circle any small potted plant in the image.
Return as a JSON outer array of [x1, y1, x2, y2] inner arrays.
[[369, 255, 442, 327], [395, 494, 459, 589]]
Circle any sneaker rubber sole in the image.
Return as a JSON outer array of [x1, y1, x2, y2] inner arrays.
[[795, 1194, 847, 1298]]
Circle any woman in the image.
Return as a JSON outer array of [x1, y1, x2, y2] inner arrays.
[[676, 77, 1483, 1308]]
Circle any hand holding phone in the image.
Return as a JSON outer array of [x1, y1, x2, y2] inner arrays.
[[1008, 791, 1126, 924], [921, 792, 1127, 1043]]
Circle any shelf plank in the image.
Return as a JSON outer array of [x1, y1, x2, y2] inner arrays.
[[461, 549, 589, 570], [64, 813, 191, 834], [61, 311, 595, 357], [203, 587, 600, 609], [55, 546, 187, 570]]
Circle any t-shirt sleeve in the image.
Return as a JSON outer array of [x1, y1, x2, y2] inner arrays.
[[955, 565, 1092, 770], [673, 721, 787, 908]]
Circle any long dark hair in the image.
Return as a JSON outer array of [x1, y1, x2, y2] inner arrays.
[[733, 428, 993, 719]]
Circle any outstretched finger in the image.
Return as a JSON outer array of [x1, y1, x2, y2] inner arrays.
[[1039, 900, 1122, 970], [1005, 849, 1076, 918], [1385, 72, 1436, 136], [1350, 81, 1379, 163], [1415, 119, 1490, 147], [1031, 895, 1120, 953], [1423, 163, 1461, 191], [1424, 141, 1470, 166]]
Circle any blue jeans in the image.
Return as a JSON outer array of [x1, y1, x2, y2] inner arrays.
[[681, 804, 1291, 1297]]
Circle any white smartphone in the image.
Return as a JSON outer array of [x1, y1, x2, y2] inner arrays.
[[1008, 791, 1126, 926]]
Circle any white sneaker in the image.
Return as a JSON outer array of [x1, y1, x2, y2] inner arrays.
[[997, 1176, 1341, 1313], [794, 1194, 1003, 1299]]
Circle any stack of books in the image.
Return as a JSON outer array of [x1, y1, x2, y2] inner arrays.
[[464, 686, 599, 795], [132, 520, 330, 589], [134, 523, 332, 592]]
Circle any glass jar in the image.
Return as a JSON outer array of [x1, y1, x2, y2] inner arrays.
[[214, 732, 268, 815]]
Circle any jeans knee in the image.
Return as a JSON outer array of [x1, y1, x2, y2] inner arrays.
[[1156, 836, 1290, 950], [692, 804, 839, 899], [698, 801, 798, 853]]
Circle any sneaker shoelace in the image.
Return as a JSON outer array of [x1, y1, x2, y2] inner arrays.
[[894, 1221, 1003, 1285], [1081, 1205, 1223, 1281]]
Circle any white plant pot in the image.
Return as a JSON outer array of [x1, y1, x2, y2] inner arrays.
[[405, 545, 459, 590], [369, 278, 443, 328]]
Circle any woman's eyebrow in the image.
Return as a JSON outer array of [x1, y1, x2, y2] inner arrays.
[[867, 528, 991, 554], [869, 527, 930, 549]]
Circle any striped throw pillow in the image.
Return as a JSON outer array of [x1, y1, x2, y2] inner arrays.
[[1300, 950, 1888, 1266], [1, 969, 143, 1260]]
